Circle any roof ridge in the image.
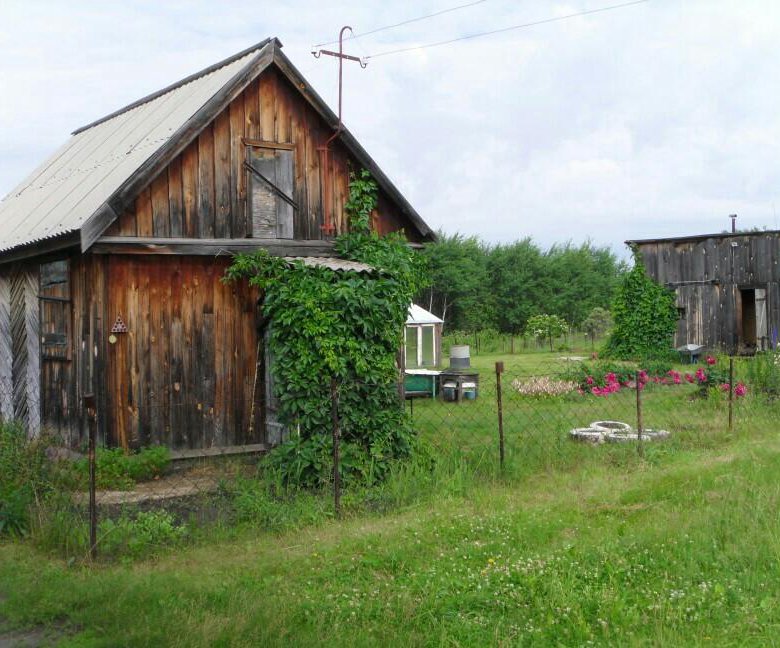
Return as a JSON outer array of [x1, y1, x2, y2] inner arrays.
[[71, 37, 279, 136], [627, 229, 780, 245]]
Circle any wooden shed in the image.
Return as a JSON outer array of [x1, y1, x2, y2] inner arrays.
[[628, 230, 780, 354], [0, 38, 433, 452]]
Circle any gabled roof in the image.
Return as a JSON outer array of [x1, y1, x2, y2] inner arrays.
[[0, 38, 433, 262], [407, 304, 443, 325]]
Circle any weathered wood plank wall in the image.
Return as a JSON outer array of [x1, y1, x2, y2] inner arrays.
[[103, 255, 259, 450], [635, 232, 780, 350], [105, 67, 413, 243], [0, 272, 12, 420], [3, 266, 41, 436]]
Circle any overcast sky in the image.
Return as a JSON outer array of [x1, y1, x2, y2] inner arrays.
[[1, 0, 779, 257]]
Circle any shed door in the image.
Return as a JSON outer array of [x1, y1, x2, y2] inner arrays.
[[756, 288, 768, 350], [105, 256, 262, 451]]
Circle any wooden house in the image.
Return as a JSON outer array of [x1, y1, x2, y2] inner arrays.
[[0, 38, 434, 453], [628, 231, 780, 354]]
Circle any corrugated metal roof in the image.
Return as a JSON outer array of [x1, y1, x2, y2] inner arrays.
[[283, 257, 374, 273], [0, 45, 265, 253], [627, 230, 780, 246]]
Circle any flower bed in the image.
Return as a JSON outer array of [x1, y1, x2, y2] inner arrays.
[[567, 357, 747, 398]]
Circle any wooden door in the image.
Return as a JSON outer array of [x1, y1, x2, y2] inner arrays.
[[105, 256, 262, 451]]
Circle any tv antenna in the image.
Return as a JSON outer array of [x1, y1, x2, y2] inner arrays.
[[312, 26, 368, 234]]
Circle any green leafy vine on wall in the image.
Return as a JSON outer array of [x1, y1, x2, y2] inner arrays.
[[604, 249, 678, 360], [226, 169, 427, 487]]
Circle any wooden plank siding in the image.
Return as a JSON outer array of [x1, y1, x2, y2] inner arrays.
[[0, 271, 12, 421], [103, 67, 416, 243], [0, 264, 43, 437], [634, 232, 780, 352], [103, 256, 260, 450]]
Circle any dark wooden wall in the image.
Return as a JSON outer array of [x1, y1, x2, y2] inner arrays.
[[103, 256, 259, 450], [635, 232, 780, 351], [104, 67, 415, 243]]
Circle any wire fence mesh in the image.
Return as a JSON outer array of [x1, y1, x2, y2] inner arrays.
[[3, 353, 778, 562]]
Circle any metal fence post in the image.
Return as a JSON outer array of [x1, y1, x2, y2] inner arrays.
[[84, 394, 98, 561], [330, 377, 341, 519], [728, 357, 735, 432], [495, 362, 505, 470], [635, 371, 644, 458]]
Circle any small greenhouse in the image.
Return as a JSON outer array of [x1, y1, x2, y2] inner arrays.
[[405, 304, 443, 369]]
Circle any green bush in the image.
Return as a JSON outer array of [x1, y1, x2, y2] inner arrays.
[[69, 446, 171, 491], [604, 251, 677, 360], [747, 352, 780, 399], [0, 423, 53, 536], [264, 431, 401, 489], [641, 358, 673, 377], [226, 170, 425, 489], [99, 510, 187, 558], [229, 478, 328, 532], [561, 360, 636, 388]]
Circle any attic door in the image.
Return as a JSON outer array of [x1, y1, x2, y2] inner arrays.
[[247, 147, 294, 239]]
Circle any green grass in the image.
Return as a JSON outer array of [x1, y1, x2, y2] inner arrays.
[[3, 380, 780, 645]]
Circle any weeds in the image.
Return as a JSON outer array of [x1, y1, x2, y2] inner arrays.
[[66, 446, 170, 490], [0, 423, 53, 536]]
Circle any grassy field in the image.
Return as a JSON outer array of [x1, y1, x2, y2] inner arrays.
[[2, 351, 778, 646]]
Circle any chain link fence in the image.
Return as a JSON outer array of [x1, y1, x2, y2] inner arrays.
[[3, 353, 779, 562]]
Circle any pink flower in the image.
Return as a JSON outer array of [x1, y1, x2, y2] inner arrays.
[[706, 355, 716, 365], [695, 368, 706, 383], [586, 376, 594, 386], [591, 387, 601, 396], [735, 383, 747, 397], [685, 373, 694, 383], [638, 370, 649, 384], [673, 375, 681, 384], [720, 383, 730, 392], [605, 372, 617, 384]]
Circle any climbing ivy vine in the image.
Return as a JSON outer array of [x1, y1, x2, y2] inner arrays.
[[603, 250, 678, 360], [226, 169, 426, 487]]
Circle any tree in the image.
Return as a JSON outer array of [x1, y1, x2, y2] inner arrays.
[[543, 241, 625, 326], [488, 239, 545, 335], [582, 307, 613, 349], [525, 314, 569, 352], [604, 251, 678, 359], [418, 232, 489, 331]]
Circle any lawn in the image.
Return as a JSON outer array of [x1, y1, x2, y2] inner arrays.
[[3, 380, 780, 645]]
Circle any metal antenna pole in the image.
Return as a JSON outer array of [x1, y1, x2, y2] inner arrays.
[[312, 27, 367, 235]]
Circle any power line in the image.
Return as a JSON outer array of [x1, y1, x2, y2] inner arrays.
[[312, 0, 489, 48], [364, 0, 649, 60]]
